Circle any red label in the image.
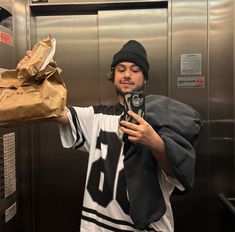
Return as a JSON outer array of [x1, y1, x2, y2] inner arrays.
[[0, 31, 13, 46], [195, 76, 205, 87]]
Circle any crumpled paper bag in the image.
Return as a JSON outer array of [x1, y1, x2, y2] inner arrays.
[[0, 37, 67, 125]]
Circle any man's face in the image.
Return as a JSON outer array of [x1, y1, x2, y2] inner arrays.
[[113, 62, 145, 97]]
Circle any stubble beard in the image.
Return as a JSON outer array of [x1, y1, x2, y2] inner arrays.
[[114, 83, 145, 96]]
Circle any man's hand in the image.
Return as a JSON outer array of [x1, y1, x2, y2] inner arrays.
[[120, 111, 160, 149], [120, 111, 174, 176], [17, 36, 51, 70], [16, 50, 32, 69]]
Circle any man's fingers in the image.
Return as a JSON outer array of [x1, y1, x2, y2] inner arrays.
[[120, 119, 138, 130], [127, 111, 145, 124], [26, 50, 32, 57]]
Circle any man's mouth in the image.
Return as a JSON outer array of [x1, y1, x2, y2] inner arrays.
[[120, 81, 134, 85]]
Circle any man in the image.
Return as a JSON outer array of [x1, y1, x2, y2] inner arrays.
[[57, 40, 202, 232]]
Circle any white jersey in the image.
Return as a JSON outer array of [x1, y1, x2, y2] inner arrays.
[[59, 105, 183, 232]]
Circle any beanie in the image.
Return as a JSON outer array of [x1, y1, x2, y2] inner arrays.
[[111, 40, 149, 80]]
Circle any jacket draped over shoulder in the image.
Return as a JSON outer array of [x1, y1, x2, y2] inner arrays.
[[123, 95, 203, 230]]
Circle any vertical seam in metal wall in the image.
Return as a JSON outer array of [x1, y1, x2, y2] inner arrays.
[[27, 2, 40, 231], [97, 11, 102, 104], [12, 0, 16, 66], [167, 0, 172, 97], [207, 0, 210, 128], [206, 0, 211, 219], [26, 0, 31, 50], [233, 0, 235, 192]]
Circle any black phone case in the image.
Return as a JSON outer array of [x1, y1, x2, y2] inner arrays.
[[124, 91, 145, 124]]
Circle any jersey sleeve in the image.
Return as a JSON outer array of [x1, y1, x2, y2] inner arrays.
[[159, 167, 185, 193], [59, 106, 94, 152]]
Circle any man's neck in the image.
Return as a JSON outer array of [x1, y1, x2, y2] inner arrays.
[[118, 95, 124, 105]]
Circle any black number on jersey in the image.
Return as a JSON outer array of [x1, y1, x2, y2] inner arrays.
[[87, 130, 129, 214]]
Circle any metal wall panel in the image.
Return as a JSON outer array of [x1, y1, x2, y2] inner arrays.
[[171, 0, 208, 113], [13, 0, 30, 65], [170, 1, 209, 231], [170, 0, 234, 231], [208, 0, 234, 230]]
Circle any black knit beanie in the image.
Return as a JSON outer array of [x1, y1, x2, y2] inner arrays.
[[111, 40, 149, 80]]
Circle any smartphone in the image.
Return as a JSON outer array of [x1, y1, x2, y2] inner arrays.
[[124, 91, 145, 124]]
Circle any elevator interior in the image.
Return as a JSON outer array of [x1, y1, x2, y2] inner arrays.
[[0, 0, 235, 232]]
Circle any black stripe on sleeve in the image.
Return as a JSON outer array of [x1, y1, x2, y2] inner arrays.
[[82, 206, 135, 228], [82, 207, 159, 232], [68, 106, 85, 149], [145, 227, 159, 232]]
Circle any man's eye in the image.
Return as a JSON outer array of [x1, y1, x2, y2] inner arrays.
[[117, 67, 125, 72], [132, 68, 140, 73]]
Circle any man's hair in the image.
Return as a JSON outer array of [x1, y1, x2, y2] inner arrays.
[[110, 40, 149, 80], [107, 67, 115, 82]]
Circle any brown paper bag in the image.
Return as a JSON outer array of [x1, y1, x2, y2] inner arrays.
[[17, 37, 55, 78], [0, 65, 67, 125]]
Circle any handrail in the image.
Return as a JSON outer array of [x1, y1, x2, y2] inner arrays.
[[219, 193, 235, 217]]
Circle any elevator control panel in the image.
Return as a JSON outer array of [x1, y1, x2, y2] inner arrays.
[[0, 132, 17, 223], [0, 132, 16, 198]]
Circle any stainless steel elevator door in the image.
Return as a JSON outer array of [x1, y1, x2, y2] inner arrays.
[[98, 8, 168, 104], [35, 9, 168, 107]]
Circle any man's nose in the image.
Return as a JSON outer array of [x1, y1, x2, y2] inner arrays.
[[124, 69, 132, 78]]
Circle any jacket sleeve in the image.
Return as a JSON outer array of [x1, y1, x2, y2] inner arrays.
[[159, 127, 197, 189], [146, 95, 203, 190]]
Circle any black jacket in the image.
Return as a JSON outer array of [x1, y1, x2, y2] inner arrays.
[[123, 95, 203, 230]]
